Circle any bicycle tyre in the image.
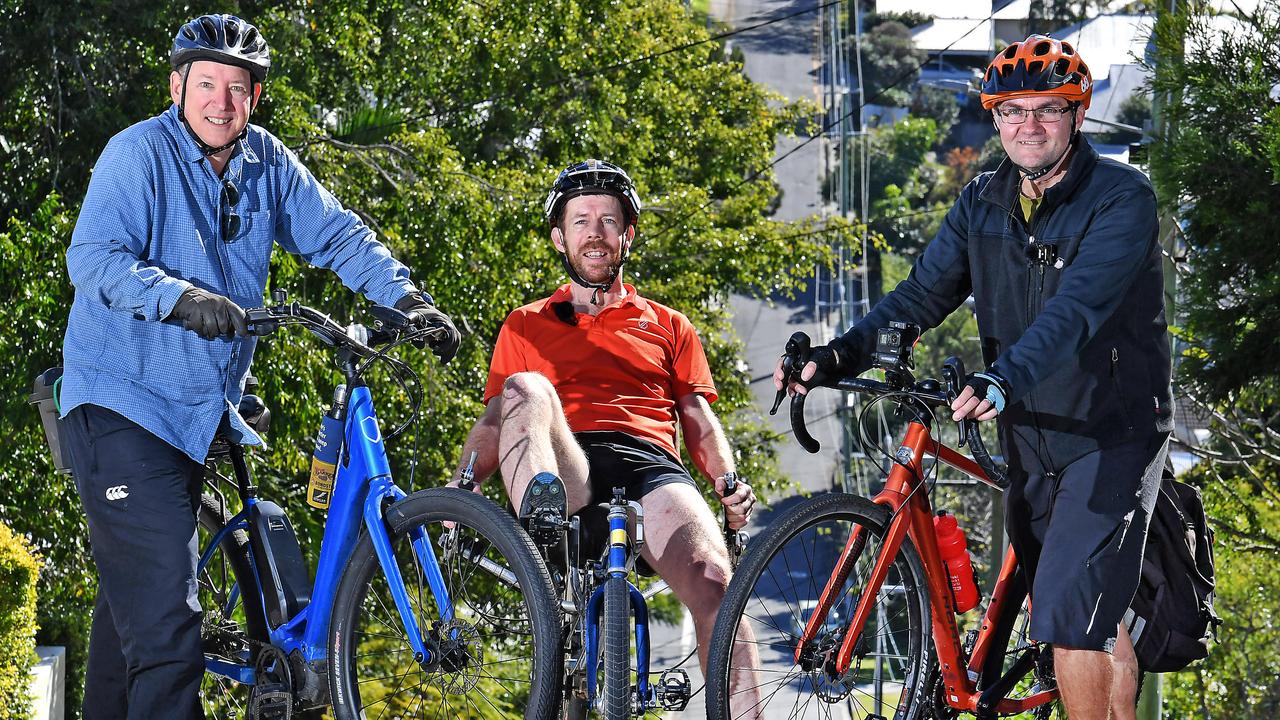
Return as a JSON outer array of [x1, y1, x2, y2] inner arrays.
[[196, 493, 269, 716], [329, 487, 561, 720], [601, 575, 631, 719], [706, 493, 934, 720]]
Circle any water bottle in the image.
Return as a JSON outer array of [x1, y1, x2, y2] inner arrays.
[[934, 511, 980, 613], [308, 384, 347, 510]]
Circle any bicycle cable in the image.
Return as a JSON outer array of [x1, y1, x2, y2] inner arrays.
[[855, 391, 944, 527]]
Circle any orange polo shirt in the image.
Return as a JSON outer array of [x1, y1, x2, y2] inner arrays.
[[483, 284, 717, 460]]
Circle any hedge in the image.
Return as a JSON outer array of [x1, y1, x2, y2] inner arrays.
[[0, 520, 40, 719]]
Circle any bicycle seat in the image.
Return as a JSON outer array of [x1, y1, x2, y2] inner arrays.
[[237, 393, 271, 435]]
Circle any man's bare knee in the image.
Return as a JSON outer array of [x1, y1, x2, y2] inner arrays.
[[499, 372, 558, 422]]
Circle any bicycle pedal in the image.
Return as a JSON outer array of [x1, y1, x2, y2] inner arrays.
[[655, 669, 691, 711], [248, 683, 293, 720], [520, 472, 567, 546]]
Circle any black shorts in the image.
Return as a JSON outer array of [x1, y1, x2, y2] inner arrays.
[[1005, 431, 1169, 652], [574, 431, 697, 504]]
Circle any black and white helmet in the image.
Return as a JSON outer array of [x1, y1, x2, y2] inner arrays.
[[171, 14, 271, 84], [543, 159, 641, 229]]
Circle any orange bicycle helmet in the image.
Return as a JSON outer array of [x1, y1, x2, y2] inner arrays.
[[980, 35, 1092, 110]]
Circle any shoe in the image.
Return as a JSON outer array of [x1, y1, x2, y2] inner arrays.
[[520, 472, 566, 548]]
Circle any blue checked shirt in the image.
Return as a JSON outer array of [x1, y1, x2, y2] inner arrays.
[[61, 104, 420, 462]]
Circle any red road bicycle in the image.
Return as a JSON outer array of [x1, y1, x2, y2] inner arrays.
[[706, 327, 1060, 719]]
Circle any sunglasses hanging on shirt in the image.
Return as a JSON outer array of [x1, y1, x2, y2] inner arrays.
[[221, 179, 241, 242]]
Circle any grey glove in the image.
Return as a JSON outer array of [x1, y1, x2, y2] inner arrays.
[[394, 292, 461, 364], [171, 287, 248, 339]]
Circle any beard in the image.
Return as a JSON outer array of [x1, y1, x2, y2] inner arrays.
[[566, 245, 622, 286]]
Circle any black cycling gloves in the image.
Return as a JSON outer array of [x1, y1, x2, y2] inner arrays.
[[171, 287, 248, 339], [964, 370, 1012, 412], [394, 292, 462, 364]]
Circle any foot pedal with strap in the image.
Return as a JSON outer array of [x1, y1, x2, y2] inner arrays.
[[520, 472, 567, 547], [248, 682, 293, 720]]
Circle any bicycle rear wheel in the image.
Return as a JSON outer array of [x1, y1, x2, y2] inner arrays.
[[329, 487, 561, 720], [197, 493, 268, 717], [706, 493, 933, 720]]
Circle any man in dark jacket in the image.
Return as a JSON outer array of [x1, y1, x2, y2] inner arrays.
[[778, 36, 1171, 719]]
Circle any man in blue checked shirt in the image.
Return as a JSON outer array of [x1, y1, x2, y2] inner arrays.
[[58, 14, 460, 719]]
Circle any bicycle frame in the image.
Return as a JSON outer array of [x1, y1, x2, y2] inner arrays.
[[200, 383, 449, 684], [795, 420, 1058, 715]]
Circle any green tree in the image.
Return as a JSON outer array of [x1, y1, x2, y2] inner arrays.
[[0, 2, 851, 714], [1095, 90, 1152, 145], [858, 21, 927, 107], [849, 116, 952, 257], [1149, 3, 1280, 716]]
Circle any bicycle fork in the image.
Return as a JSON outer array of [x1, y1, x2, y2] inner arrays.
[[364, 476, 453, 667], [584, 498, 654, 712], [794, 426, 930, 676]]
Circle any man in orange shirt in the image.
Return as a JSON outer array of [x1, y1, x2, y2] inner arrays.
[[453, 159, 755, 673]]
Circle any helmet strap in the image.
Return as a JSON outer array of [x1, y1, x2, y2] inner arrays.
[[176, 63, 252, 158], [557, 251, 622, 306]]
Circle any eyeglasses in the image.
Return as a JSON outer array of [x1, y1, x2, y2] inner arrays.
[[221, 180, 241, 242], [994, 105, 1075, 124]]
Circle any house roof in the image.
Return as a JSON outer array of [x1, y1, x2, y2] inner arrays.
[[1052, 14, 1154, 75], [911, 17, 995, 54], [875, 0, 991, 19], [1086, 62, 1150, 127]]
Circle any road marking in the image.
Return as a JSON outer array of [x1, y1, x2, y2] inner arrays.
[[681, 606, 696, 658]]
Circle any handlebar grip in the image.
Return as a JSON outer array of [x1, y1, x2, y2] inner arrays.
[[790, 390, 821, 454], [720, 474, 737, 497], [943, 355, 1008, 488], [967, 422, 1008, 489]]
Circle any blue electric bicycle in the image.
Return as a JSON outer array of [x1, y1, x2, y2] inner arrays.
[[195, 292, 560, 719]]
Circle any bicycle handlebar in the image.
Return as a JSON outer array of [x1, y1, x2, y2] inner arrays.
[[774, 331, 1009, 488], [244, 293, 445, 361]]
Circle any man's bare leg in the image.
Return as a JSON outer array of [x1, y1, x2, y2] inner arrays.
[[636, 482, 761, 718], [1055, 623, 1139, 720], [493, 372, 590, 512], [1109, 623, 1140, 719]]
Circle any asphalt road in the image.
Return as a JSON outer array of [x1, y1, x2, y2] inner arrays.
[[645, 3, 848, 718]]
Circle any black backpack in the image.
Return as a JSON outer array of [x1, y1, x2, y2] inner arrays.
[[1124, 469, 1223, 673]]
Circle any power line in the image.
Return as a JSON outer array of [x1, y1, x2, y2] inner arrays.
[[636, 9, 997, 250]]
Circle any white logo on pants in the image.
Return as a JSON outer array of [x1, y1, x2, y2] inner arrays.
[[105, 485, 130, 501]]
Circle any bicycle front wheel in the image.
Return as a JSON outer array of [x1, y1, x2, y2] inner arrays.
[[601, 575, 631, 719], [706, 493, 933, 720], [329, 487, 561, 720]]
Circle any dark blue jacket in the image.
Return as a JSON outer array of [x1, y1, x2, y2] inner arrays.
[[836, 137, 1174, 470]]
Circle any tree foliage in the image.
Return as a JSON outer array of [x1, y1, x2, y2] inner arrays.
[[1150, 4, 1280, 406], [0, 2, 850, 714], [858, 21, 927, 107]]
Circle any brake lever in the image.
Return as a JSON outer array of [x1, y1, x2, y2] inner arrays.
[[244, 306, 286, 336], [770, 331, 813, 416], [719, 474, 746, 569], [942, 355, 970, 446]]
